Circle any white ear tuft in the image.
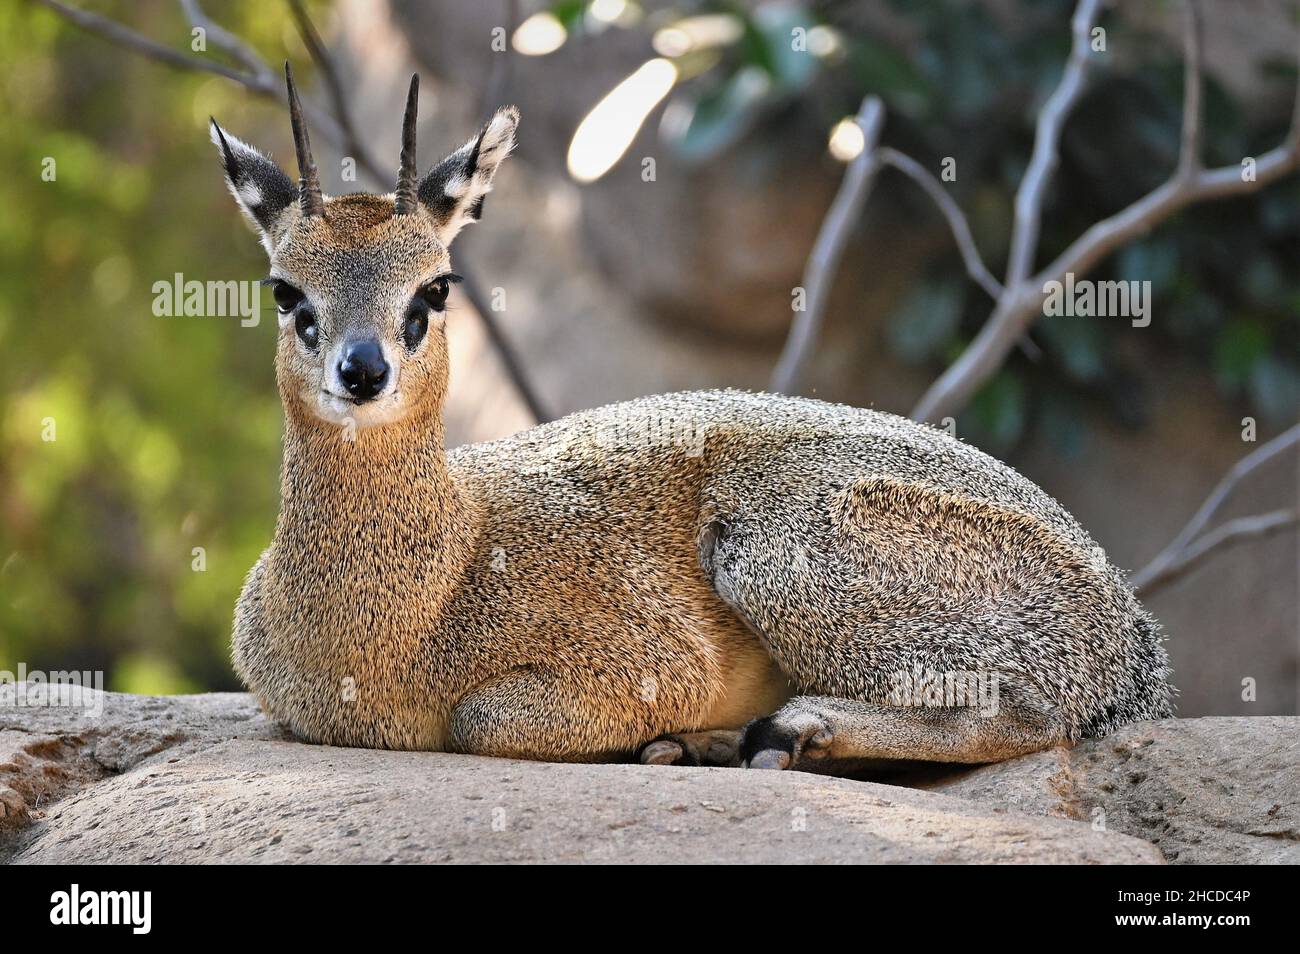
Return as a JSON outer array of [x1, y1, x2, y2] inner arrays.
[[477, 106, 520, 168], [416, 106, 520, 244], [210, 118, 296, 252]]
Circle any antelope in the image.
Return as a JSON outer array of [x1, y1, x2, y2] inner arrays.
[[215, 66, 1171, 773]]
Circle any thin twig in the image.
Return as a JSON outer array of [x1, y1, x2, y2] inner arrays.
[[178, 0, 273, 81], [876, 147, 1003, 300], [481, 0, 520, 117], [34, 0, 260, 87], [35, 0, 346, 158], [912, 140, 1300, 424], [771, 96, 885, 395], [910, 0, 1300, 423], [1134, 510, 1298, 597], [1129, 423, 1300, 592], [1004, 0, 1102, 288], [458, 270, 550, 424], [1176, 0, 1204, 179], [285, 0, 387, 186]]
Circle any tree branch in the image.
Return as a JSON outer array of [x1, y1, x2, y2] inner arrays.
[[1134, 509, 1297, 598], [770, 98, 1038, 393], [178, 0, 274, 83], [910, 0, 1300, 423], [1129, 423, 1299, 594], [457, 270, 550, 425], [480, 0, 520, 118], [284, 0, 387, 187], [876, 147, 1004, 300], [34, 0, 262, 88], [34, 0, 351, 159], [1177, 0, 1204, 179], [770, 96, 885, 395], [1004, 0, 1102, 288]]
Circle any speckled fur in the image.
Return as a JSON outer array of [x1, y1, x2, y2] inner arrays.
[[216, 103, 1172, 773]]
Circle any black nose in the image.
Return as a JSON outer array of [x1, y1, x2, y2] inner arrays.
[[337, 340, 389, 402]]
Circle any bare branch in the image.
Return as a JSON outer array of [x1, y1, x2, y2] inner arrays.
[[458, 271, 550, 424], [33, 0, 361, 159], [33, 0, 262, 88], [770, 97, 885, 395], [1004, 0, 1102, 288], [910, 0, 1300, 424], [876, 147, 1003, 300], [481, 0, 520, 117], [1177, 0, 1204, 178], [178, 0, 274, 83], [285, 0, 387, 186], [1044, 146, 1300, 280], [1134, 509, 1298, 597], [1128, 424, 1300, 594]]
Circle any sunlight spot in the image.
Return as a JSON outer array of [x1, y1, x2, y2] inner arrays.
[[512, 12, 566, 56], [828, 117, 865, 162], [567, 58, 679, 183]]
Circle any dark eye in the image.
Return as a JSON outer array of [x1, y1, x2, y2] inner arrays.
[[420, 277, 451, 312], [295, 308, 319, 350], [403, 304, 429, 351], [272, 280, 304, 313]]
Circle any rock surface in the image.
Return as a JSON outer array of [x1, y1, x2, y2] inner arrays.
[[0, 688, 1289, 864], [909, 716, 1300, 864]]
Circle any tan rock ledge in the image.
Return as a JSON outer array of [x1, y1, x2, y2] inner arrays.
[[1, 687, 1288, 864]]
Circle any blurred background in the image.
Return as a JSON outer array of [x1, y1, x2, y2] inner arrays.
[[1, 0, 1296, 714]]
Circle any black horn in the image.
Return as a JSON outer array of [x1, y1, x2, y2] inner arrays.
[[394, 74, 420, 215], [284, 62, 324, 218]]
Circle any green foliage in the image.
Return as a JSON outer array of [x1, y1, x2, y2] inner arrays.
[[886, 275, 964, 364], [0, 2, 295, 691], [967, 371, 1027, 448], [866, 3, 1300, 454], [563, 0, 1298, 455]]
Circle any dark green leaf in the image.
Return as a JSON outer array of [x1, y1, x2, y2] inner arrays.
[[967, 371, 1027, 450], [549, 0, 587, 32], [753, 5, 820, 92], [886, 278, 965, 364], [1213, 320, 1268, 392], [1249, 356, 1300, 422], [665, 67, 771, 162]]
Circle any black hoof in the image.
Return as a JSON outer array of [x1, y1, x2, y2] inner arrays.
[[739, 713, 832, 769]]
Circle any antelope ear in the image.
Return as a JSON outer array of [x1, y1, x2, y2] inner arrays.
[[417, 106, 519, 244], [210, 118, 296, 252]]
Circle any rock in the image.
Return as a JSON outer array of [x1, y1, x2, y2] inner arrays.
[[905, 717, 1300, 865], [1, 688, 1161, 864]]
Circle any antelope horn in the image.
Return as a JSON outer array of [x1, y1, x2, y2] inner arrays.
[[284, 62, 324, 218], [394, 74, 420, 215]]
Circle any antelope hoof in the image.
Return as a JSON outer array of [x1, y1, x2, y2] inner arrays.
[[740, 712, 834, 770], [639, 739, 685, 766]]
